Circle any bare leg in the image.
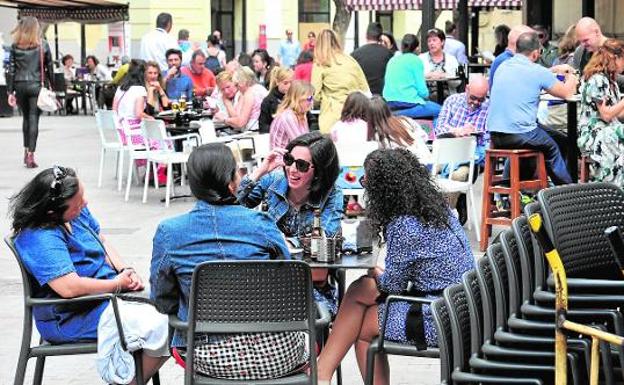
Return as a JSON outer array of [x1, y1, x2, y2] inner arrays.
[[317, 276, 380, 381], [129, 354, 168, 385], [354, 307, 390, 385]]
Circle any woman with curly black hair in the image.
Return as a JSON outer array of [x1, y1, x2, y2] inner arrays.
[[316, 148, 473, 385]]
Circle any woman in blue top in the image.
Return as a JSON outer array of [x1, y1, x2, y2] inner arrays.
[[150, 143, 306, 380], [237, 131, 343, 313], [9, 166, 167, 384], [316, 148, 474, 385]]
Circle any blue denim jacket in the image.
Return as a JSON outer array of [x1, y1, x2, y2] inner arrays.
[[149, 200, 291, 347], [236, 171, 344, 239]]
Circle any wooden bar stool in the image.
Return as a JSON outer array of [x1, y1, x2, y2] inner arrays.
[[479, 148, 548, 251], [580, 155, 594, 183]]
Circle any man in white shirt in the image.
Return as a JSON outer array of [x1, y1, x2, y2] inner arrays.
[[140, 12, 178, 72], [443, 21, 468, 65]]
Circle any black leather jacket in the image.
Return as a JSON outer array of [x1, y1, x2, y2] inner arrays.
[[7, 40, 54, 94]]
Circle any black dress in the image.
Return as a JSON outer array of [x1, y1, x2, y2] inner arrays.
[[258, 87, 284, 134]]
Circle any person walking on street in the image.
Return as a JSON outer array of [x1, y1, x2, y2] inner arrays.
[[7, 16, 53, 168], [140, 13, 178, 72]]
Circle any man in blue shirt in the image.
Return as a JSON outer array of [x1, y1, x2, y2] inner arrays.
[[489, 24, 533, 89], [163, 48, 194, 100], [487, 32, 578, 185], [278, 29, 301, 68]]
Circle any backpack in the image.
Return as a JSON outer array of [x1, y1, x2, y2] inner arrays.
[[204, 53, 222, 75]]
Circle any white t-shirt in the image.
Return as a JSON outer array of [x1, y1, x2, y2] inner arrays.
[[330, 118, 368, 145], [114, 86, 147, 120], [140, 28, 179, 72]]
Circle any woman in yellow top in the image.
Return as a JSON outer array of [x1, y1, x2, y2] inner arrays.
[[312, 29, 370, 134]]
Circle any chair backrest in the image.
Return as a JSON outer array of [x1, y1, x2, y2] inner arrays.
[[500, 228, 523, 318], [185, 260, 317, 382], [142, 119, 170, 155], [538, 182, 624, 279], [430, 136, 476, 178], [337, 142, 378, 167], [431, 298, 453, 385], [199, 119, 217, 143], [487, 242, 510, 331], [462, 269, 483, 355], [52, 72, 66, 92], [444, 283, 473, 374], [476, 254, 497, 344], [95, 110, 121, 146], [5, 235, 34, 303], [512, 215, 536, 305], [252, 133, 271, 161], [524, 202, 547, 293]]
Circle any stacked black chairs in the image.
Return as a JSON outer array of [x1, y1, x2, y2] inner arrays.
[[169, 260, 321, 385], [6, 236, 159, 385], [431, 296, 542, 384]]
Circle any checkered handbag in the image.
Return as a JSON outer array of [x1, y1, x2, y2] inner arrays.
[[194, 332, 308, 380]]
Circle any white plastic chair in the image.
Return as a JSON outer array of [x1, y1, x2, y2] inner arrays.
[[430, 136, 480, 243], [95, 110, 124, 190], [336, 142, 378, 198], [141, 119, 200, 207], [119, 118, 149, 201]]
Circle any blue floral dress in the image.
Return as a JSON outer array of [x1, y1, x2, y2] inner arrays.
[[377, 214, 473, 347]]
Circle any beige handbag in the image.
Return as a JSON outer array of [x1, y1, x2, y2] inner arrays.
[[36, 44, 59, 112]]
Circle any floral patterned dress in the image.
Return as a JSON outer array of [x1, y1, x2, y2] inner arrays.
[[578, 73, 624, 186]]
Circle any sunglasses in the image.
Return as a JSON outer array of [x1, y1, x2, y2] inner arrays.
[[50, 165, 68, 201], [283, 152, 313, 173], [469, 94, 487, 103], [303, 95, 314, 103]]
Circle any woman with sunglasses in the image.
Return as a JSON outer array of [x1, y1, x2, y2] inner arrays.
[[237, 131, 342, 313], [9, 166, 168, 384], [316, 148, 473, 385], [269, 80, 314, 149]]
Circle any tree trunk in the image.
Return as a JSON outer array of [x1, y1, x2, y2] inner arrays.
[[332, 0, 351, 49]]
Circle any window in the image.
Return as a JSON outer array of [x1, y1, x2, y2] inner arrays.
[[376, 11, 393, 34], [299, 0, 330, 23]]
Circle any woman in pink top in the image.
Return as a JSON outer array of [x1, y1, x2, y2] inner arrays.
[[293, 50, 314, 82], [214, 66, 268, 132], [330, 91, 370, 144], [270, 80, 314, 149]]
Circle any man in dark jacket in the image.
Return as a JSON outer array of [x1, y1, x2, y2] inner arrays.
[[351, 22, 393, 95]]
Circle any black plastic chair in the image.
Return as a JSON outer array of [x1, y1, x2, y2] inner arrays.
[[6, 235, 158, 385], [364, 294, 440, 385], [169, 260, 321, 385], [431, 293, 542, 385]]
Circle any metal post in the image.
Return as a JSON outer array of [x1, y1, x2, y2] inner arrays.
[[421, 0, 435, 53], [582, 0, 595, 18], [458, 0, 468, 50], [470, 8, 479, 57], [354, 11, 359, 49], [242, 0, 247, 54], [54, 24, 59, 64], [80, 24, 86, 66]]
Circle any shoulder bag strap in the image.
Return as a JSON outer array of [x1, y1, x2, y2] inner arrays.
[[39, 44, 44, 87]]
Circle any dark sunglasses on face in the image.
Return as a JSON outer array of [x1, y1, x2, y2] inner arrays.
[[50, 165, 68, 200], [283, 152, 313, 173]]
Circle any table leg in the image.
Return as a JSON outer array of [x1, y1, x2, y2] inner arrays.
[[567, 100, 578, 183], [436, 81, 444, 104]]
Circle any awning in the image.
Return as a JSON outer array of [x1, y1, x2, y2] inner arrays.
[[345, 0, 522, 11], [0, 0, 128, 24]]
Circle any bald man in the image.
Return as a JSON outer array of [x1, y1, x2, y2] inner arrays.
[[435, 75, 490, 224], [573, 17, 608, 74], [488, 24, 534, 89], [436, 75, 490, 164]]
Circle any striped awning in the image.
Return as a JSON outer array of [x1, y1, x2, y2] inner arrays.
[[345, 0, 522, 11], [0, 0, 129, 24]]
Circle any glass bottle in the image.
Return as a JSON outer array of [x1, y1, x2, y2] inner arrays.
[[310, 209, 323, 260]]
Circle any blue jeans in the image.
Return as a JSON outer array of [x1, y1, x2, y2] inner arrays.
[[387, 100, 442, 120], [491, 125, 572, 185]]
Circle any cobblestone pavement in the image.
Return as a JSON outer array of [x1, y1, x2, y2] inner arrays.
[[0, 114, 484, 385]]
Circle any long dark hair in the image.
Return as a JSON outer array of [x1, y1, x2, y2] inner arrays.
[[285, 132, 339, 203], [364, 148, 449, 238], [119, 59, 146, 91], [9, 166, 80, 233], [367, 95, 414, 147], [187, 143, 238, 205], [340, 91, 369, 122]]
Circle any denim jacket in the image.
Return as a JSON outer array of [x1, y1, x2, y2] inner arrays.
[[149, 200, 290, 347], [236, 170, 344, 239]]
